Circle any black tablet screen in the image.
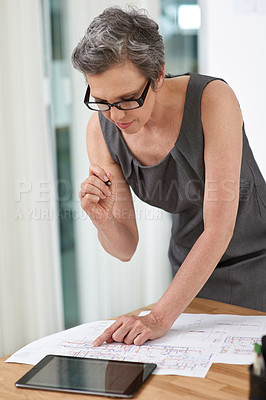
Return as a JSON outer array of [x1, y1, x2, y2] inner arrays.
[[16, 355, 157, 398]]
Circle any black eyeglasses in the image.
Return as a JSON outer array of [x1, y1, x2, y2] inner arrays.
[[84, 80, 151, 112]]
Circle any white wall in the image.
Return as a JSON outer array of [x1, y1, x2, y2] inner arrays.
[[198, 0, 266, 178]]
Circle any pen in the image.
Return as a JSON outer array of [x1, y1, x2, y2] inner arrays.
[[253, 342, 265, 376], [262, 335, 266, 365], [104, 180, 111, 186]]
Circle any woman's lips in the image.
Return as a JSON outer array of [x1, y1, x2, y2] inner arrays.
[[116, 120, 134, 130]]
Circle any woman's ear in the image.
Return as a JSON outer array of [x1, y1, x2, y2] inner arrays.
[[155, 65, 165, 91]]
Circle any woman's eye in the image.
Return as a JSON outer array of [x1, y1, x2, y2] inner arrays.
[[123, 97, 135, 102]]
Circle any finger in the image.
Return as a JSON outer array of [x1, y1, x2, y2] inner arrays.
[[92, 320, 123, 347], [89, 164, 111, 186], [90, 177, 112, 198], [123, 321, 144, 345], [81, 193, 102, 204], [133, 329, 152, 346], [79, 180, 112, 202], [83, 184, 108, 200], [82, 178, 111, 198], [111, 316, 139, 343], [111, 325, 131, 343], [79, 190, 103, 203], [105, 171, 112, 186]]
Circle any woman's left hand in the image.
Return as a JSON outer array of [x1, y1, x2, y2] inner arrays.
[[92, 313, 168, 347]]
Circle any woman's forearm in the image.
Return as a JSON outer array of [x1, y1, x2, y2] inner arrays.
[[151, 226, 233, 328], [96, 213, 138, 262], [92, 226, 235, 348]]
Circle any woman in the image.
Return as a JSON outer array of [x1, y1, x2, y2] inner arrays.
[[72, 6, 266, 346]]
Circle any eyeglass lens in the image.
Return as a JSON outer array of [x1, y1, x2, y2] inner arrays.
[[85, 80, 150, 111]]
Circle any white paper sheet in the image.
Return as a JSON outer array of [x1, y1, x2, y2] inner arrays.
[[141, 312, 266, 364], [6, 313, 266, 378]]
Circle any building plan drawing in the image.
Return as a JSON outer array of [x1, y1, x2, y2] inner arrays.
[[6, 313, 266, 378]]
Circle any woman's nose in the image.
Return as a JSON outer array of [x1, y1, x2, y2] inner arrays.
[[110, 106, 126, 121]]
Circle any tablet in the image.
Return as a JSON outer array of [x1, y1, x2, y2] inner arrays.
[[15, 354, 157, 398]]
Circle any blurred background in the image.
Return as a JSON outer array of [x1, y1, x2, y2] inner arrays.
[[1, 0, 265, 357]]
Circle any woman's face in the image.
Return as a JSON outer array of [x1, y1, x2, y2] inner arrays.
[[86, 61, 156, 134]]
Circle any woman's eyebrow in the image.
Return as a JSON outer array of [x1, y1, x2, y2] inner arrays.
[[92, 89, 139, 102], [120, 89, 138, 98], [92, 96, 106, 102]]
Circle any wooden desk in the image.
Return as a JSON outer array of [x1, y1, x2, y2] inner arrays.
[[1, 298, 265, 400]]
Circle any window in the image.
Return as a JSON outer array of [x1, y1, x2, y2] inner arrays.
[[160, 0, 200, 74], [42, 0, 79, 328]]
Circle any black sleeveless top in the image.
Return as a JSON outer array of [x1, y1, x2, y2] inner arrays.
[[98, 73, 266, 274]]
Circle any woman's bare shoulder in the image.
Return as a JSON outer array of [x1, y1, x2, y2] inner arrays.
[[202, 79, 241, 111], [86, 113, 115, 166], [201, 79, 243, 128]]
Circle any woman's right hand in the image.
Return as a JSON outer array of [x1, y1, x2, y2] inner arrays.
[[79, 164, 116, 227]]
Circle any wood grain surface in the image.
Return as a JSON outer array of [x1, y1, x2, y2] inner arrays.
[[1, 297, 265, 400]]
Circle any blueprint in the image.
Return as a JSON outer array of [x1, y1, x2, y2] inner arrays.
[[6, 313, 266, 378]]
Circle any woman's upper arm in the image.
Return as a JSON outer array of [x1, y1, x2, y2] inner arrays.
[[86, 113, 138, 239], [201, 80, 243, 237]]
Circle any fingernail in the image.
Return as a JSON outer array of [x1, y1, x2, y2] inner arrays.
[[103, 175, 108, 181]]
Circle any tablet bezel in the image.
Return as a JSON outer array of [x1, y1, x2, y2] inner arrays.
[[15, 354, 157, 398]]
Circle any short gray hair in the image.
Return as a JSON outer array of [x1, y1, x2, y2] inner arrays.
[[72, 6, 165, 89]]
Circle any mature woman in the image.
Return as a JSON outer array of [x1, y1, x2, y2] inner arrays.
[[72, 7, 266, 346]]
